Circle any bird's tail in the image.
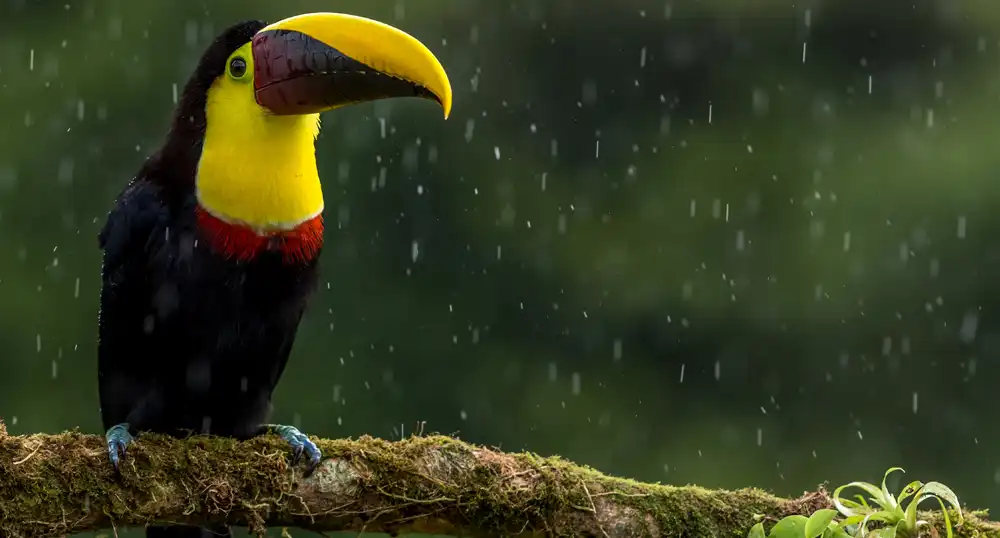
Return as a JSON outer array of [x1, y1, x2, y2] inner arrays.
[[147, 524, 231, 538]]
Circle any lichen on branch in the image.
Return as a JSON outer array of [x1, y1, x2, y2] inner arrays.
[[0, 421, 994, 537]]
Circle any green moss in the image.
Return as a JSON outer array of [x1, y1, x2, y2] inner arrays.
[[0, 428, 997, 537]]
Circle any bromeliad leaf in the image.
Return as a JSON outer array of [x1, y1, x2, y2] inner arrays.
[[833, 481, 886, 516], [880, 467, 904, 510], [805, 509, 838, 538], [828, 526, 854, 538], [921, 481, 964, 526], [833, 483, 879, 517], [931, 495, 956, 538], [868, 526, 897, 538], [896, 480, 923, 506]]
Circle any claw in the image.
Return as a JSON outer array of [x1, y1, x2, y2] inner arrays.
[[105, 423, 134, 472], [261, 424, 322, 476]]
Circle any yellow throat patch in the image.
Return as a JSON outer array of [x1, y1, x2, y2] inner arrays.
[[195, 42, 325, 231]]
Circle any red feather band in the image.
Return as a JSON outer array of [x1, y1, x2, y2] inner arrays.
[[194, 206, 324, 264]]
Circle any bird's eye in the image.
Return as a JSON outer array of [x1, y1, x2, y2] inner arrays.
[[229, 57, 247, 79]]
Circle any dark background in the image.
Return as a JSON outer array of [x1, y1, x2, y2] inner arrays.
[[3, 0, 1000, 535]]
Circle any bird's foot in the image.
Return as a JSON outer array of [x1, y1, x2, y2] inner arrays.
[[105, 422, 134, 472], [258, 423, 321, 475]]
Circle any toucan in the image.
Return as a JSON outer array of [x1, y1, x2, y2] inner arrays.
[[96, 13, 451, 538]]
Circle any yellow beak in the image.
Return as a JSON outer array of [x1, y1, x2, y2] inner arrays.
[[252, 12, 452, 119]]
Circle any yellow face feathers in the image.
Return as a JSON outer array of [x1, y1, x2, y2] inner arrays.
[[192, 12, 453, 232], [195, 42, 325, 231]]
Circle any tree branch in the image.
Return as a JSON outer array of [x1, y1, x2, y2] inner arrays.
[[0, 423, 994, 537]]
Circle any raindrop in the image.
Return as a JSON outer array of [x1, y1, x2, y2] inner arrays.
[[464, 119, 475, 142], [959, 312, 979, 343]]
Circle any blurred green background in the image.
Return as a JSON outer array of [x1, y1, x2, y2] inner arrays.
[[3, 0, 1000, 535]]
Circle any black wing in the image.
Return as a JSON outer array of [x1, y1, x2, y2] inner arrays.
[[97, 179, 173, 431]]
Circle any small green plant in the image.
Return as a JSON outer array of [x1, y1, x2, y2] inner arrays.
[[747, 467, 964, 538]]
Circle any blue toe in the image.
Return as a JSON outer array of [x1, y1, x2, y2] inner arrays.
[[105, 423, 134, 472], [264, 424, 322, 475], [301, 436, 322, 471]]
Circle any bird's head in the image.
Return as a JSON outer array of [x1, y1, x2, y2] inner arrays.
[[174, 13, 452, 246]]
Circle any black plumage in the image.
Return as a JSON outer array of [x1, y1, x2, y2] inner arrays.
[[97, 20, 321, 538]]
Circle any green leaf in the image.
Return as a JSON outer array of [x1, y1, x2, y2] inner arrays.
[[880, 467, 905, 510], [896, 480, 924, 506], [806, 509, 839, 538], [832, 491, 866, 517], [833, 481, 887, 516], [747, 522, 766, 538], [769, 515, 809, 538], [921, 481, 964, 525], [869, 526, 897, 538], [932, 495, 955, 538], [858, 514, 873, 537], [903, 486, 925, 531], [861, 510, 902, 526], [839, 515, 866, 528], [825, 526, 853, 538]]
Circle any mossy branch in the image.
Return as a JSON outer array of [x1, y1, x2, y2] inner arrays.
[[0, 423, 994, 537]]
